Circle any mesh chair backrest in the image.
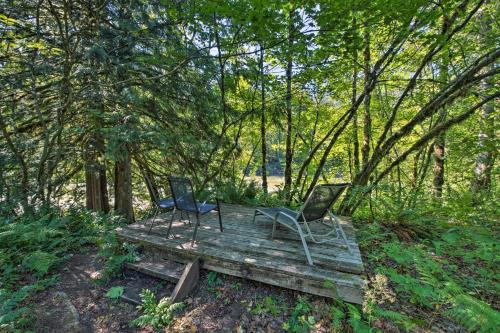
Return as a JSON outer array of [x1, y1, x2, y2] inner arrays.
[[297, 183, 349, 222], [144, 174, 160, 204], [168, 177, 198, 212]]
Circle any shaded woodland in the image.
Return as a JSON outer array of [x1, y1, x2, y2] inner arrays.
[[0, 0, 498, 332]]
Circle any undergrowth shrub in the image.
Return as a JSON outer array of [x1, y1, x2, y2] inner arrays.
[[283, 296, 315, 333], [133, 289, 184, 330], [0, 205, 122, 331], [97, 232, 139, 282]]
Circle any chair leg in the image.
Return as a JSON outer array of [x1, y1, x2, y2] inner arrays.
[[217, 201, 223, 232], [148, 207, 160, 234], [271, 217, 277, 239], [191, 213, 200, 246], [186, 212, 191, 225], [252, 210, 257, 224], [166, 207, 176, 238], [297, 227, 314, 266]]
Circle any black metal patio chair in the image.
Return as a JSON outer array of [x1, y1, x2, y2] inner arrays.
[[252, 183, 351, 266], [144, 174, 176, 234], [166, 177, 223, 246]]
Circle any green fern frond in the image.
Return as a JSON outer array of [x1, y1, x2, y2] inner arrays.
[[373, 307, 418, 331], [447, 294, 500, 333], [346, 304, 371, 333], [330, 305, 345, 331], [133, 289, 184, 330], [21, 250, 59, 275]]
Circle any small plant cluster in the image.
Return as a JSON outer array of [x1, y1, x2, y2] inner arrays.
[[282, 297, 316, 333], [250, 294, 370, 333], [252, 296, 285, 316], [206, 271, 225, 298], [132, 289, 184, 331], [97, 232, 139, 282]]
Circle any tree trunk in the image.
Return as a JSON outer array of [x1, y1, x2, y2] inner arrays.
[[259, 44, 268, 194], [351, 16, 360, 176], [362, 21, 372, 169], [432, 17, 451, 199], [284, 9, 294, 200], [85, 165, 109, 212], [472, 79, 495, 194], [114, 146, 134, 222], [432, 132, 446, 198], [472, 10, 496, 196], [85, 135, 109, 213]]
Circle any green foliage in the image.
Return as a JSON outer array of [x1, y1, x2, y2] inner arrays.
[[0, 206, 120, 330], [1, 289, 29, 329], [252, 296, 283, 316], [133, 289, 184, 331], [355, 194, 500, 332], [207, 271, 223, 288], [447, 294, 500, 333], [97, 233, 138, 281], [372, 307, 417, 331], [211, 180, 261, 205], [21, 251, 59, 276], [330, 304, 345, 331], [283, 297, 316, 333], [105, 286, 124, 300], [206, 271, 225, 298], [346, 304, 371, 333], [230, 282, 241, 291], [1, 1, 499, 332]]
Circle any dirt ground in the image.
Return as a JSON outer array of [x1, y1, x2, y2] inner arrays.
[[31, 247, 334, 333]]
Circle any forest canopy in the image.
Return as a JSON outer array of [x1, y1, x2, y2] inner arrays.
[[0, 0, 497, 218]]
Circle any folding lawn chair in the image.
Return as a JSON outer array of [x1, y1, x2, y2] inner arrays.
[[252, 183, 351, 265]]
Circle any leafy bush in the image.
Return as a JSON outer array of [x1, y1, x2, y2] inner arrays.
[[355, 198, 500, 332], [283, 297, 315, 333], [133, 289, 184, 330], [22, 250, 59, 276], [97, 232, 138, 281]]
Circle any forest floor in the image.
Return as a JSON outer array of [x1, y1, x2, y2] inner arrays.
[[30, 246, 335, 333]]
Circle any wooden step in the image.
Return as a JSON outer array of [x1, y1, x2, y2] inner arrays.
[[125, 257, 200, 304], [126, 259, 184, 283]]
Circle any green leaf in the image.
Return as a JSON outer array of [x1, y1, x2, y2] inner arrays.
[[22, 251, 58, 275], [106, 286, 124, 299]]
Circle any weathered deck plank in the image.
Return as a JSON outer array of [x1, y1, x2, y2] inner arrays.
[[128, 225, 363, 274], [116, 204, 365, 304]]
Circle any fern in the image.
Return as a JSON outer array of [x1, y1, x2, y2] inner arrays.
[[346, 304, 371, 333], [447, 294, 500, 333], [98, 233, 138, 280], [330, 305, 345, 332], [283, 297, 315, 333], [22, 250, 59, 275], [372, 306, 418, 331], [133, 289, 184, 330]]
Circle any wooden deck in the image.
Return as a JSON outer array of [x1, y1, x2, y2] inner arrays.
[[116, 204, 365, 304]]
